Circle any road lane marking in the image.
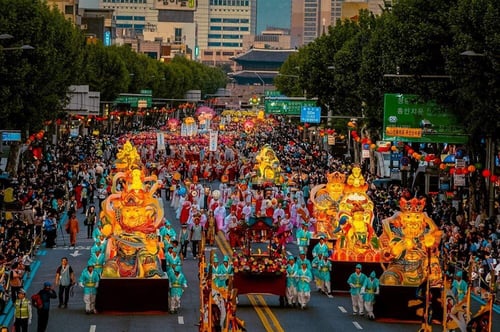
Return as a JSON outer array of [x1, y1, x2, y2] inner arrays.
[[256, 294, 285, 332], [352, 321, 363, 329], [248, 295, 274, 332], [338, 306, 347, 313], [89, 325, 96, 332], [178, 316, 184, 324]]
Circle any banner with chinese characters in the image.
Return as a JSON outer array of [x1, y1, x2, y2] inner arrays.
[[383, 93, 468, 144]]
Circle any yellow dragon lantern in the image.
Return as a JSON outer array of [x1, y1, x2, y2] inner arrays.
[[100, 141, 165, 278], [309, 172, 346, 238], [379, 197, 442, 286], [332, 166, 381, 262]]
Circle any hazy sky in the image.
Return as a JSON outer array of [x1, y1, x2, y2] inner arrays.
[[257, 0, 291, 33], [79, 0, 292, 34]]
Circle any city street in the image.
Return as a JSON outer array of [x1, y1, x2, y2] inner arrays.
[[1, 190, 493, 332]]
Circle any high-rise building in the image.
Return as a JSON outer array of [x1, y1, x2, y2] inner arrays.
[[195, 0, 257, 66], [291, 0, 385, 48]]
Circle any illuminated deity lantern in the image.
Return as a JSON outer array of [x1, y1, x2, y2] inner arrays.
[[100, 141, 165, 278], [332, 166, 380, 262], [379, 197, 442, 286]]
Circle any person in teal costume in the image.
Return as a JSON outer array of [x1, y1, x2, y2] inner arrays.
[[296, 250, 311, 270], [78, 265, 100, 314], [312, 236, 330, 258], [296, 223, 311, 254], [315, 254, 332, 296], [166, 247, 182, 275], [168, 266, 187, 314], [361, 271, 379, 319], [452, 271, 468, 302], [296, 261, 313, 309], [286, 255, 298, 307], [87, 247, 106, 276], [347, 263, 367, 315], [215, 256, 233, 289]]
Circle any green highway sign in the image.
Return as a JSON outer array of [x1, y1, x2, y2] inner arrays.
[[265, 99, 317, 115], [114, 94, 152, 108], [383, 94, 468, 144]]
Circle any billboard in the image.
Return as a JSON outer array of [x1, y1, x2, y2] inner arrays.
[[383, 94, 468, 144], [154, 0, 196, 11]]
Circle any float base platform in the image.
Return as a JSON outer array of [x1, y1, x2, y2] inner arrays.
[[374, 285, 442, 321], [233, 272, 286, 296], [96, 278, 169, 312], [331, 261, 384, 292]]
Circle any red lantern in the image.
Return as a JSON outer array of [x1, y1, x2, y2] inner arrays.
[[482, 169, 491, 178], [490, 175, 498, 182], [455, 168, 462, 175], [449, 167, 456, 175], [439, 163, 447, 170], [408, 149, 414, 155], [434, 158, 441, 165], [467, 165, 476, 173]]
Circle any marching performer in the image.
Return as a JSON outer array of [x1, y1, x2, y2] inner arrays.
[[286, 255, 298, 307], [347, 264, 367, 316], [296, 261, 313, 309], [361, 271, 380, 320], [168, 266, 188, 314]]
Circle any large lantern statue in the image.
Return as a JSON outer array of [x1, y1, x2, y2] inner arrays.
[[99, 141, 165, 278]]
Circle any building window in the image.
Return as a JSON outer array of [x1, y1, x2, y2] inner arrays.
[[175, 28, 182, 44], [64, 5, 74, 15], [208, 34, 222, 39], [210, 26, 222, 31], [134, 16, 145, 21], [208, 42, 222, 47]]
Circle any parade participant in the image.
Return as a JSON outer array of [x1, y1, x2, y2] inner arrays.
[[14, 288, 32, 332], [178, 224, 190, 260], [273, 202, 285, 224], [361, 271, 380, 320], [166, 247, 182, 274], [43, 214, 57, 249], [241, 201, 253, 222], [347, 264, 367, 316], [87, 247, 105, 276], [215, 256, 234, 290], [318, 254, 333, 297], [296, 250, 311, 270], [286, 255, 298, 307], [296, 261, 313, 309], [214, 201, 226, 232], [84, 205, 97, 239], [65, 212, 80, 248], [168, 266, 188, 314], [312, 235, 329, 258], [35, 282, 57, 332], [210, 256, 220, 285], [205, 210, 216, 247], [452, 271, 468, 302], [189, 217, 203, 259], [54, 257, 76, 309], [296, 222, 311, 254], [78, 265, 100, 314]]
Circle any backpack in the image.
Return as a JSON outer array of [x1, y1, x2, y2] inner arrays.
[[31, 293, 43, 309]]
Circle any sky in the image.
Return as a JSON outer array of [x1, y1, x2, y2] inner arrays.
[[79, 0, 291, 34]]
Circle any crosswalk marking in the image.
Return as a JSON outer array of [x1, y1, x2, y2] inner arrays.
[[338, 306, 347, 313], [178, 316, 184, 324], [89, 325, 96, 332]]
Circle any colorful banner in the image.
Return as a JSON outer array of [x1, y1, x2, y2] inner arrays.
[[383, 94, 468, 144], [209, 130, 218, 152], [156, 132, 165, 151]]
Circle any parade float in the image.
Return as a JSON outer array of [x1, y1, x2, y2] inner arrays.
[[95, 141, 169, 312], [228, 145, 287, 305], [309, 165, 444, 321]]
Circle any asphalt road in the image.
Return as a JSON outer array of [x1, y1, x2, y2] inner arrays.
[[4, 189, 498, 332]]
